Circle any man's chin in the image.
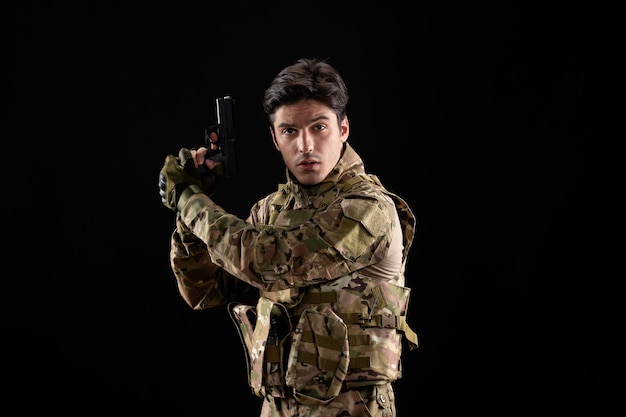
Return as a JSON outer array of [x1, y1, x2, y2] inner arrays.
[[294, 171, 322, 186]]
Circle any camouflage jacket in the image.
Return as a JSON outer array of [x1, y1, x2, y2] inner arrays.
[[169, 143, 418, 404]]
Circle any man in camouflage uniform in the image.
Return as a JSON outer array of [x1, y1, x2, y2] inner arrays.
[[158, 58, 419, 417]]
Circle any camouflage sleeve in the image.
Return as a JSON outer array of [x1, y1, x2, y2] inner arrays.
[[170, 215, 250, 310], [179, 191, 395, 293]]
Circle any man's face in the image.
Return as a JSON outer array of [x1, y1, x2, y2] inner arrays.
[[270, 99, 349, 186]]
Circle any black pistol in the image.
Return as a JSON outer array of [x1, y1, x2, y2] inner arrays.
[[204, 96, 237, 179]]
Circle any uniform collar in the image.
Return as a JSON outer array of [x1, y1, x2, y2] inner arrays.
[[285, 143, 365, 199]]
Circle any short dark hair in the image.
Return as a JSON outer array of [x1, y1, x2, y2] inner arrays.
[[263, 58, 349, 126]]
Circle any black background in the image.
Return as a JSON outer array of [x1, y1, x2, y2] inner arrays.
[[6, 2, 619, 416]]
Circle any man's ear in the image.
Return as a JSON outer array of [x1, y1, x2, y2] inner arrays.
[[340, 116, 350, 142], [270, 126, 280, 150]]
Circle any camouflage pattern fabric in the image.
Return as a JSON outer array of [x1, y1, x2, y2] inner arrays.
[[169, 144, 417, 416], [260, 383, 397, 417]]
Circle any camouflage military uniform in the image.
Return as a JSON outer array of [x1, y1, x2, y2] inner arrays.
[[169, 144, 418, 417]]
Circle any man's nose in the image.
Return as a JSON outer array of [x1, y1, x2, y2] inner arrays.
[[299, 134, 314, 153]]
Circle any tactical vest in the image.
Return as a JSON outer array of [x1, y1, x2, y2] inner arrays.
[[229, 173, 418, 406]]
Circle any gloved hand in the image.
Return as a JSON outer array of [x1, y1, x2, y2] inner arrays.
[[198, 159, 224, 197], [159, 148, 202, 212]]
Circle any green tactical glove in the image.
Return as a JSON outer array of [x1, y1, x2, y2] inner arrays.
[[199, 159, 225, 197], [159, 148, 203, 212]]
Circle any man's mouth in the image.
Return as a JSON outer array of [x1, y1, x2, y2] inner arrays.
[[298, 159, 319, 169]]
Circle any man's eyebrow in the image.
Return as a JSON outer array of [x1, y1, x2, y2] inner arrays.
[[310, 115, 331, 123], [276, 115, 331, 129]]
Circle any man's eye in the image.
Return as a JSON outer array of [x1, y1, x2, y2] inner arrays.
[[314, 124, 326, 131], [282, 128, 296, 135]]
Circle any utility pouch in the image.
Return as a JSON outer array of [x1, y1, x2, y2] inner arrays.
[[229, 298, 290, 399], [285, 305, 350, 405]]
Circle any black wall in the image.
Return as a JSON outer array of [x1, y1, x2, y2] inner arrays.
[[7, 2, 617, 416]]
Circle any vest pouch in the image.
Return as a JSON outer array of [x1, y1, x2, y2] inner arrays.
[[229, 299, 290, 399], [285, 305, 350, 405]]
